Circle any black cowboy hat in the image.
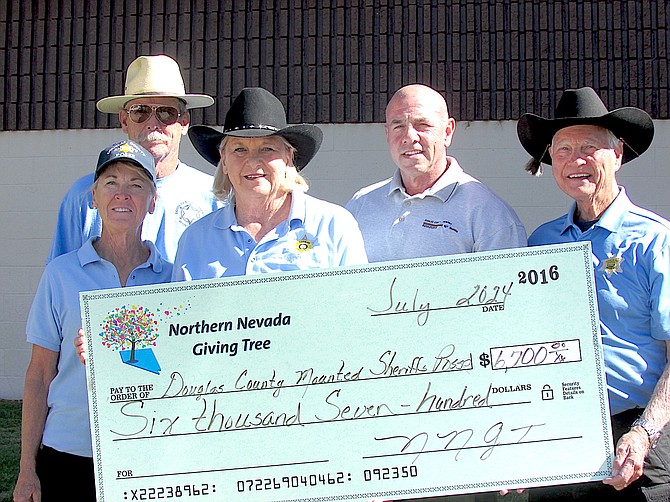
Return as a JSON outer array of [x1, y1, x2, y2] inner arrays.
[[517, 87, 654, 168], [188, 87, 323, 171]]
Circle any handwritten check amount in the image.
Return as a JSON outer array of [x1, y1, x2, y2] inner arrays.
[[81, 242, 612, 501]]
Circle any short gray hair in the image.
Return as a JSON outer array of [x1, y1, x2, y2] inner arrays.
[[605, 129, 622, 148]]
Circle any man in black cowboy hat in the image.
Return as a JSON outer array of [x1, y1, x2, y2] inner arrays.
[[518, 87, 670, 501]]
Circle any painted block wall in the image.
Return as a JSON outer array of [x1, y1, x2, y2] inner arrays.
[[1, 121, 669, 399]]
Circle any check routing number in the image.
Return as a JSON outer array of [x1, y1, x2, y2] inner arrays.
[[81, 242, 612, 501]]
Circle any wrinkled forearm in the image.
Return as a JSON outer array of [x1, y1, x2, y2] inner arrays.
[[18, 373, 51, 471], [640, 348, 670, 434], [18, 347, 58, 471]]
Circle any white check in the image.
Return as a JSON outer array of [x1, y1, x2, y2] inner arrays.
[[81, 242, 613, 501]]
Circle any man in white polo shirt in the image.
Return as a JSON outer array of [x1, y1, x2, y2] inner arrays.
[[346, 84, 526, 262]]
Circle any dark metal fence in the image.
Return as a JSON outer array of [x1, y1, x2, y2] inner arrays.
[[1, 0, 668, 130]]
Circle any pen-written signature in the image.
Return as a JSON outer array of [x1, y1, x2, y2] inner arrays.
[[375, 420, 546, 464]]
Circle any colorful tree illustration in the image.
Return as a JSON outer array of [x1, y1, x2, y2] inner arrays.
[[99, 305, 159, 363]]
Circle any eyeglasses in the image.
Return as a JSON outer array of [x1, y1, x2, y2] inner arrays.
[[124, 104, 183, 126]]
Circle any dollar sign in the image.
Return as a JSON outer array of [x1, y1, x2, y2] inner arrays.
[[479, 352, 491, 368]]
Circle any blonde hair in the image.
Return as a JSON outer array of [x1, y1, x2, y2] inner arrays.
[[213, 135, 309, 202]]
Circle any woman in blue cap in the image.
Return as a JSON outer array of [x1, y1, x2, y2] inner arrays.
[[14, 141, 172, 502]]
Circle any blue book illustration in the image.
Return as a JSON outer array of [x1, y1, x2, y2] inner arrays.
[[120, 348, 161, 375]]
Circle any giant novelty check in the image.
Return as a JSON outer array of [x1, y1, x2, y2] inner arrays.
[[81, 242, 612, 501]]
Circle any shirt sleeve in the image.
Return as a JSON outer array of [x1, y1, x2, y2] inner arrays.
[[650, 241, 670, 340], [344, 195, 362, 219], [47, 176, 98, 264], [171, 236, 191, 282], [474, 221, 528, 252], [26, 269, 63, 352], [332, 208, 369, 266]]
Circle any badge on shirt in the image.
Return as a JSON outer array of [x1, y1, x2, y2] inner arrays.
[[295, 239, 313, 253], [601, 255, 623, 276]]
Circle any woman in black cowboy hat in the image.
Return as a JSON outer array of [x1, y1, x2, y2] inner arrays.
[[517, 87, 670, 501], [171, 87, 367, 280]]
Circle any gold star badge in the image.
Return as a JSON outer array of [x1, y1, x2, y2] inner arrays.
[[118, 142, 134, 153], [601, 255, 623, 276]]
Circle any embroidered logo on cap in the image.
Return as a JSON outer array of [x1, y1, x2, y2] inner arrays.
[[117, 142, 134, 154]]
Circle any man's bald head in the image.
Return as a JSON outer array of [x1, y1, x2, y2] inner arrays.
[[386, 84, 450, 123], [384, 84, 456, 195]]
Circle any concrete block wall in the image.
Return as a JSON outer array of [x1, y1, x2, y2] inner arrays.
[[1, 121, 669, 399]]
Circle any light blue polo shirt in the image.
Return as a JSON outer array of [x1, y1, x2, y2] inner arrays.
[[47, 162, 221, 263], [529, 188, 670, 415], [27, 238, 172, 457], [172, 190, 368, 281]]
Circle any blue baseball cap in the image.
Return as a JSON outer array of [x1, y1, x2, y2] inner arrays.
[[95, 140, 156, 182]]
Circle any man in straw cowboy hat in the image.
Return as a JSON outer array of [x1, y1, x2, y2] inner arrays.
[[517, 87, 670, 501], [47, 55, 221, 263]]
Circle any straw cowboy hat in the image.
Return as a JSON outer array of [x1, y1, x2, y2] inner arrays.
[[96, 55, 214, 113], [517, 87, 654, 174], [188, 87, 323, 171]]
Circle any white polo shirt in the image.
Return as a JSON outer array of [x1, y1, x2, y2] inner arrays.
[[346, 157, 527, 262]]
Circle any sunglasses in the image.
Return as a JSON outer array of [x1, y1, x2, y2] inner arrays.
[[124, 104, 183, 126]]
